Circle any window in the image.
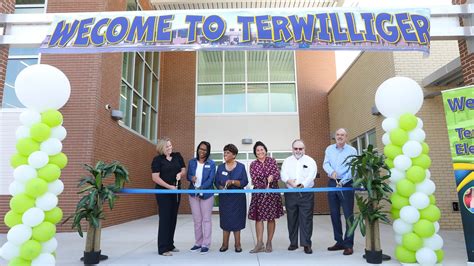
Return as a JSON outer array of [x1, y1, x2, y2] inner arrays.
[[197, 51, 297, 114], [2, 1, 46, 108], [119, 0, 159, 142], [351, 129, 377, 154]]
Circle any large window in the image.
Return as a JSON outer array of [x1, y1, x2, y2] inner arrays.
[[2, 0, 46, 108], [197, 51, 297, 114], [351, 129, 377, 154], [119, 0, 159, 142]]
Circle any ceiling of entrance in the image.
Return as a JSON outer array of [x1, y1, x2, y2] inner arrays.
[[151, 0, 344, 10]]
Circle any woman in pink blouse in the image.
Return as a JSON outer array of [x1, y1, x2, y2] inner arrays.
[[248, 141, 284, 253]]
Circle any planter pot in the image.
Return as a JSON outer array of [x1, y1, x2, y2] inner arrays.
[[365, 249, 383, 264], [82, 250, 108, 265]]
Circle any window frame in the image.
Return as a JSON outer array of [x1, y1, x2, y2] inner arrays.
[[351, 129, 377, 154]]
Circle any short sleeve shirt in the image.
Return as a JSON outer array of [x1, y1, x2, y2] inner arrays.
[[151, 152, 185, 189]]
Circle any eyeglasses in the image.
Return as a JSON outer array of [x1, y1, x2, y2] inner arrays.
[[293, 147, 304, 151]]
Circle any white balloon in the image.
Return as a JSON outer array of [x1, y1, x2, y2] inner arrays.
[[400, 205, 420, 224], [41, 237, 58, 253], [382, 133, 391, 145], [402, 141, 423, 158], [16, 126, 31, 140], [409, 192, 430, 210], [36, 192, 58, 211], [0, 241, 20, 260], [32, 253, 56, 266], [375, 77, 424, 118], [425, 169, 431, 179], [382, 117, 399, 132], [19, 110, 41, 127], [22, 207, 45, 227], [15, 64, 71, 112], [393, 219, 413, 235], [13, 165, 37, 183], [389, 168, 405, 184], [416, 179, 436, 195], [416, 247, 437, 266], [40, 138, 63, 156], [434, 222, 440, 233], [28, 151, 49, 169], [424, 234, 444, 250], [409, 128, 426, 142], [9, 181, 25, 196], [416, 117, 424, 129], [7, 224, 32, 245], [394, 155, 412, 171], [50, 126, 67, 141], [48, 179, 64, 196], [395, 234, 403, 245]]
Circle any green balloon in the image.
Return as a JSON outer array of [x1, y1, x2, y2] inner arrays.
[[32, 221, 56, 242], [390, 128, 409, 146], [16, 138, 40, 157], [20, 240, 42, 260], [420, 204, 441, 222], [8, 257, 31, 266], [25, 178, 48, 198], [29, 123, 51, 142], [384, 144, 403, 159], [412, 154, 432, 169], [402, 233, 423, 251], [413, 219, 435, 238], [41, 110, 63, 127], [429, 195, 436, 205], [391, 193, 409, 209], [11, 153, 29, 168], [399, 113, 418, 131], [406, 166, 426, 183], [385, 158, 394, 169], [10, 194, 35, 214], [49, 153, 68, 169], [435, 249, 444, 263], [421, 142, 430, 154], [395, 245, 416, 263], [37, 164, 61, 182], [396, 179, 416, 198], [45, 207, 63, 224], [391, 208, 400, 219], [4, 210, 23, 228]]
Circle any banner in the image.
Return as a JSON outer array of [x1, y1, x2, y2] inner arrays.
[[39, 8, 430, 54], [442, 86, 474, 263]]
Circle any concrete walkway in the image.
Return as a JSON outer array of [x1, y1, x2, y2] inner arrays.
[[0, 215, 468, 265]]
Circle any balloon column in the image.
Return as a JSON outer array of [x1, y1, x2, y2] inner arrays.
[[0, 65, 70, 266], [376, 77, 443, 265]]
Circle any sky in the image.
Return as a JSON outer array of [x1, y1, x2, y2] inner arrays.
[[335, 0, 453, 79]]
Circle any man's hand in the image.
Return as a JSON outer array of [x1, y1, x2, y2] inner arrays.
[[287, 179, 297, 188], [192, 176, 197, 184], [296, 183, 304, 188], [331, 172, 338, 180]]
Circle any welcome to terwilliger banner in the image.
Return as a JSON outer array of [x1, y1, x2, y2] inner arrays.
[[39, 8, 430, 54]]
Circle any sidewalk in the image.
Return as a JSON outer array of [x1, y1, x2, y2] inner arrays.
[[0, 214, 468, 265]]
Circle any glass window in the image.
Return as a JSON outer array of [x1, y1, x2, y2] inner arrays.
[[197, 51, 296, 114], [368, 130, 377, 149], [131, 93, 140, 132], [15, 0, 45, 14], [134, 55, 144, 95], [120, 82, 132, 126], [2, 58, 37, 108]]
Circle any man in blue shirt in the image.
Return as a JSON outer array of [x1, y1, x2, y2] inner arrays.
[[323, 128, 357, 255]]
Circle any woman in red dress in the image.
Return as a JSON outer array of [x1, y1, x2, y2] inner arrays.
[[248, 141, 284, 253]]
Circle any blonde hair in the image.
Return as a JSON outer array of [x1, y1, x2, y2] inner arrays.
[[156, 137, 171, 155]]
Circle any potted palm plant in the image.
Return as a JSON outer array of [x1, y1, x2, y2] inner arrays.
[[64, 161, 129, 265], [346, 144, 392, 264]]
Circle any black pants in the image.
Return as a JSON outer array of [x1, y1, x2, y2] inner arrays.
[[155, 194, 181, 254], [327, 179, 355, 248], [284, 192, 314, 247]]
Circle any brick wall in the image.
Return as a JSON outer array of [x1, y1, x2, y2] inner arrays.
[[158, 51, 196, 214], [296, 51, 337, 214]]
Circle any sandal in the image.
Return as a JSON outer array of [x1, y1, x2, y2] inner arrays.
[[249, 242, 264, 253], [265, 242, 273, 253], [160, 251, 172, 256]]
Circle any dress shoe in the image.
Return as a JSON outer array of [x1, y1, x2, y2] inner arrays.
[[235, 246, 242, 253], [343, 247, 353, 255], [288, 245, 298, 251], [304, 246, 313, 254], [327, 243, 345, 251], [219, 246, 228, 252], [160, 251, 172, 256]]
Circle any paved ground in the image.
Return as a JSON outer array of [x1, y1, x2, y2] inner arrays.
[[0, 214, 469, 265]]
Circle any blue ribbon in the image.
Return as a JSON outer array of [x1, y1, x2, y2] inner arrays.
[[120, 187, 359, 194]]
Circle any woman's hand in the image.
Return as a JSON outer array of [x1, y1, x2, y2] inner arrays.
[[267, 175, 274, 184], [176, 173, 182, 181], [169, 185, 177, 190], [225, 180, 234, 187]]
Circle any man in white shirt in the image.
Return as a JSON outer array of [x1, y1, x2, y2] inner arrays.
[[281, 139, 317, 254]]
